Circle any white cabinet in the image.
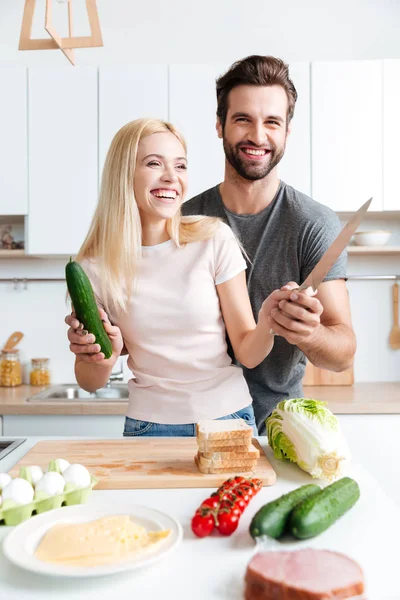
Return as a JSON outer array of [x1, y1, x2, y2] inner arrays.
[[99, 65, 168, 176], [26, 67, 98, 255], [169, 64, 229, 200], [383, 60, 400, 211], [2, 415, 125, 437], [0, 67, 28, 215], [278, 62, 311, 196], [311, 61, 382, 212]]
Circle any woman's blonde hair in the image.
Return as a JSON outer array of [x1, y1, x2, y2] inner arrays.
[[76, 118, 219, 313]]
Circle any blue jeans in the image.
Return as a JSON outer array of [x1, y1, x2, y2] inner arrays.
[[123, 404, 257, 437]]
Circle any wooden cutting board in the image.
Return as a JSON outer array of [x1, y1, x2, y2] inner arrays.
[[9, 438, 276, 490], [303, 361, 354, 386]]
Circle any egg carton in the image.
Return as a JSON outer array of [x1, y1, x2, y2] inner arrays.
[[0, 474, 98, 527]]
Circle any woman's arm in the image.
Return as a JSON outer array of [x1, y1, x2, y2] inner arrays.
[[65, 308, 124, 392], [217, 272, 275, 369]]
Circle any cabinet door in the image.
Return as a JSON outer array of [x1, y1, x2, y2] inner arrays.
[[169, 64, 229, 200], [383, 60, 400, 211], [99, 65, 168, 176], [0, 68, 27, 215], [278, 62, 311, 196], [311, 61, 382, 212], [27, 67, 98, 255]]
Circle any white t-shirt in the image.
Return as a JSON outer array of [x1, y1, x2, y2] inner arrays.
[[82, 221, 253, 424]]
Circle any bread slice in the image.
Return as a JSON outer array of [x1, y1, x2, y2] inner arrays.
[[201, 443, 260, 461], [195, 455, 256, 475], [197, 451, 258, 469], [197, 439, 253, 453], [196, 419, 253, 442]]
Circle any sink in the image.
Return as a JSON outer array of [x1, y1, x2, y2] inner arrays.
[[0, 439, 26, 461], [27, 383, 129, 402]]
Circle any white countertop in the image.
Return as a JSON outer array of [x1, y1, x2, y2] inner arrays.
[[0, 414, 398, 600]]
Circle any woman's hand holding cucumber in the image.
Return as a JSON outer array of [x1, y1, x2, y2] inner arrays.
[[65, 307, 123, 366]]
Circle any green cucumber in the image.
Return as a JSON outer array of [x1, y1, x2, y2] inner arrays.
[[289, 476, 360, 539], [249, 484, 321, 539], [65, 258, 113, 359]]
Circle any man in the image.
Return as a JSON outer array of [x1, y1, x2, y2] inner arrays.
[[181, 55, 356, 435]]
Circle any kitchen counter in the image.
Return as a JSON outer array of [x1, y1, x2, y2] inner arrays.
[[0, 419, 398, 600], [0, 382, 399, 416]]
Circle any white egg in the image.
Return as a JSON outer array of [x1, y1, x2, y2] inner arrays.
[[47, 458, 70, 474], [0, 473, 11, 491], [2, 478, 34, 505], [28, 465, 44, 486], [63, 464, 91, 489], [36, 472, 65, 496]]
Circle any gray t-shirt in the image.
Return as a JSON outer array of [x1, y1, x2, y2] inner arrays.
[[182, 181, 347, 434]]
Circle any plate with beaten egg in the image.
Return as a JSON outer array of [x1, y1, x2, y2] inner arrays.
[[3, 503, 183, 577]]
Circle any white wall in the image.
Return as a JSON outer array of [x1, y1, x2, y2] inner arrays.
[[0, 0, 399, 385], [1, 0, 400, 65]]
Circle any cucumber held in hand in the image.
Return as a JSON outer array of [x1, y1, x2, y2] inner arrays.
[[289, 476, 360, 539], [65, 258, 113, 359], [249, 483, 321, 539]]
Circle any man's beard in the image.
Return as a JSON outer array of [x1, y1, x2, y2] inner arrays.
[[223, 138, 286, 181]]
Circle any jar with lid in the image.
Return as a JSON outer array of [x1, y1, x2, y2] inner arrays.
[[30, 358, 51, 386], [0, 350, 22, 387]]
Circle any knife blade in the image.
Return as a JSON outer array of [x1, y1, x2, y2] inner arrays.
[[269, 197, 372, 336], [298, 197, 372, 292]]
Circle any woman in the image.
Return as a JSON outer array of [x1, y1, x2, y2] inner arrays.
[[65, 118, 278, 437]]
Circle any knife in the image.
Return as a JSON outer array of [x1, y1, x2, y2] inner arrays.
[[297, 196, 372, 292], [270, 197, 372, 334]]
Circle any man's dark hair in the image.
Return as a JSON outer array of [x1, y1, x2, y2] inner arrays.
[[216, 55, 298, 129]]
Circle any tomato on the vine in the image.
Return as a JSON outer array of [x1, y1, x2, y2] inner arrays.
[[201, 496, 220, 510], [239, 484, 255, 499], [191, 511, 215, 538], [235, 487, 250, 505], [216, 511, 239, 536], [219, 499, 241, 517]]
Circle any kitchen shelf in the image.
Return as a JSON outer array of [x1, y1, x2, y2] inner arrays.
[[0, 250, 27, 258], [347, 246, 400, 255]]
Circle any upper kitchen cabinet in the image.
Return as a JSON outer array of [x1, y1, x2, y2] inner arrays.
[[169, 64, 228, 200], [383, 60, 400, 212], [0, 68, 28, 215], [99, 65, 168, 176], [311, 61, 382, 212], [278, 62, 311, 196], [27, 67, 98, 255]]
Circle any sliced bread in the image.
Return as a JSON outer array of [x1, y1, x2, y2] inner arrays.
[[196, 418, 253, 442], [195, 455, 256, 475], [201, 443, 260, 461], [197, 451, 258, 469], [197, 439, 253, 453]]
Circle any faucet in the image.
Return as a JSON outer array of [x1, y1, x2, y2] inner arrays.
[[106, 358, 124, 387]]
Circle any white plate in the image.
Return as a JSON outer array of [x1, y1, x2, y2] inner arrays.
[[2, 503, 183, 578]]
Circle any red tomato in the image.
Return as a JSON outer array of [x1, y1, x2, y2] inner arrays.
[[233, 475, 245, 485], [216, 511, 239, 536], [232, 495, 247, 513], [218, 478, 236, 494], [239, 484, 255, 499], [251, 478, 263, 491], [235, 487, 250, 504], [191, 512, 215, 538], [219, 499, 241, 517], [201, 496, 220, 510], [219, 490, 238, 503]]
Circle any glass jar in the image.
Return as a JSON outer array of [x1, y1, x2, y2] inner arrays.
[[0, 350, 22, 387], [30, 358, 51, 386]]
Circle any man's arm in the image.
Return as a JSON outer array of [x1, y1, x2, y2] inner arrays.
[[268, 279, 356, 372]]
